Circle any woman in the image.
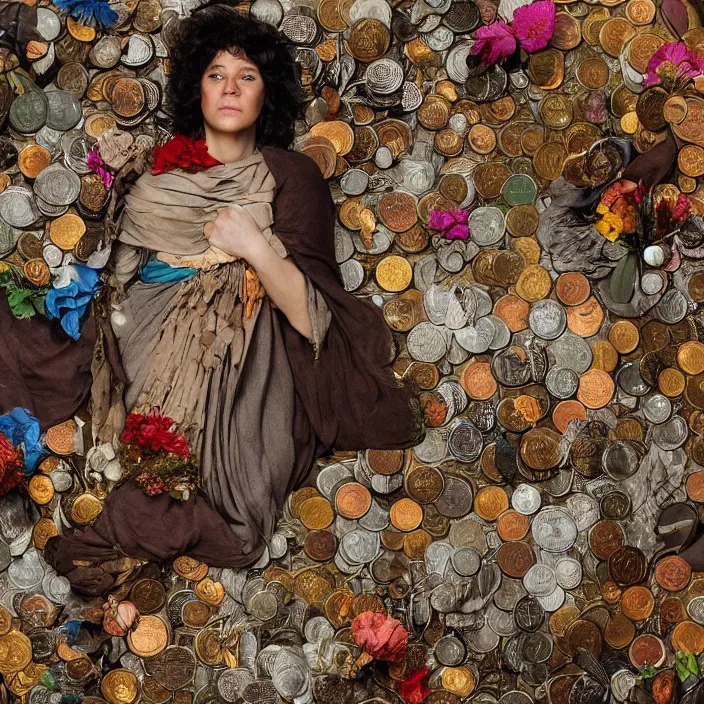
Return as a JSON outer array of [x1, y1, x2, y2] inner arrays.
[[45, 5, 423, 595]]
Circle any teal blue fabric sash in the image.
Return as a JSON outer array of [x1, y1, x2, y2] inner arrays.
[[139, 259, 198, 284]]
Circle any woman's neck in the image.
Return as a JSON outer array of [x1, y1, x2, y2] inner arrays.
[[203, 124, 257, 164]]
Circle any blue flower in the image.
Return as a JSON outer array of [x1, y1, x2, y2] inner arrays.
[[45, 265, 102, 341], [52, 0, 118, 28], [0, 408, 46, 473]]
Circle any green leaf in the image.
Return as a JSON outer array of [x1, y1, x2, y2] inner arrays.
[[610, 252, 638, 304]]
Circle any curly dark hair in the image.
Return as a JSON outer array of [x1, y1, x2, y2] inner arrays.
[[165, 3, 304, 148]]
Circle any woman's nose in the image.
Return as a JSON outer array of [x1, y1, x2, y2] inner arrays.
[[224, 78, 240, 95]]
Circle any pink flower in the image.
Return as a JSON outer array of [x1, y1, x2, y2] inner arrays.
[[643, 41, 704, 87], [87, 148, 114, 189], [471, 20, 517, 64], [351, 611, 408, 663], [512, 0, 556, 53], [428, 208, 470, 241]]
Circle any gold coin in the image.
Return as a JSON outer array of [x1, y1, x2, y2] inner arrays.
[[529, 49, 564, 89], [679, 145, 704, 178], [679, 341, 704, 375], [515, 264, 552, 302], [673, 98, 704, 147], [418, 94, 451, 130], [533, 141, 567, 181], [474, 162, 511, 199], [566, 297, 604, 338], [28, 475, 54, 505], [101, 669, 139, 704], [347, 18, 389, 62], [434, 129, 463, 157], [32, 517, 58, 550], [375, 255, 413, 292], [403, 529, 433, 559], [511, 236, 541, 264], [299, 496, 334, 530], [71, 494, 103, 525], [111, 78, 145, 118], [23, 259, 51, 287], [468, 124, 496, 154], [539, 93, 573, 129], [378, 191, 418, 232], [599, 18, 636, 57], [173, 556, 209, 581], [664, 96, 689, 126], [626, 0, 655, 24], [608, 320, 640, 354], [195, 577, 225, 607], [18, 144, 51, 179], [659, 367, 686, 397], [620, 112, 639, 134], [441, 667, 475, 698], [309, 120, 354, 155], [576, 58, 610, 90], [50, 213, 86, 251], [628, 33, 666, 74], [0, 631, 32, 673], [474, 486, 509, 521], [506, 204, 539, 237], [67, 16, 96, 41], [582, 8, 610, 45], [551, 11, 581, 50], [460, 362, 497, 400]]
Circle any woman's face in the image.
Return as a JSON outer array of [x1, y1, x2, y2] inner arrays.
[[200, 49, 265, 137]]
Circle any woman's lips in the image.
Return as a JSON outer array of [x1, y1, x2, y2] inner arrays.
[[219, 107, 241, 113]]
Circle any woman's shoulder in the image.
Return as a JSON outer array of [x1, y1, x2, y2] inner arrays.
[[259, 145, 327, 191]]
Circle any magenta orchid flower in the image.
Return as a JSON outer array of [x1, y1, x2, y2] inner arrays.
[[471, 0, 556, 64], [643, 41, 704, 88], [428, 208, 470, 241], [87, 148, 114, 189]]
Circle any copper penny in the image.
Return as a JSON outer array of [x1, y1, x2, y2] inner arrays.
[[607, 545, 647, 586], [473, 486, 509, 521], [588, 519, 624, 560], [555, 272, 590, 306], [496, 509, 530, 541], [655, 555, 692, 592], [335, 483, 372, 519], [577, 369, 615, 409], [671, 620, 704, 654], [496, 541, 535, 578], [621, 585, 655, 621]]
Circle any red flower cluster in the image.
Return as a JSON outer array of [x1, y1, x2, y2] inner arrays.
[[656, 193, 692, 239], [351, 611, 408, 663], [151, 134, 223, 175], [0, 431, 24, 497], [120, 409, 189, 458], [399, 668, 431, 704]]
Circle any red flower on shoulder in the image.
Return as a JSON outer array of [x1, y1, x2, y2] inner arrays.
[[151, 134, 223, 175]]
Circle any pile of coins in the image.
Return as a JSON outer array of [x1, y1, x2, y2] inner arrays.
[[4, 0, 704, 700]]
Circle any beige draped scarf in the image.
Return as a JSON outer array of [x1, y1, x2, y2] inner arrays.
[[112, 149, 287, 448]]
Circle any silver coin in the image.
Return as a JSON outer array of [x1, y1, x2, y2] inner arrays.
[[9, 86, 48, 134], [469, 206, 505, 247], [492, 345, 532, 387], [8, 547, 44, 590], [425, 25, 455, 51], [304, 616, 334, 644], [688, 595, 704, 625], [358, 499, 389, 531], [250, 0, 284, 26], [339, 528, 380, 564], [521, 631, 554, 664], [511, 483, 541, 515], [89, 35, 122, 68], [242, 680, 279, 704], [449, 517, 487, 552], [413, 427, 450, 464], [36, 196, 69, 218], [0, 186, 39, 228], [122, 33, 155, 67], [494, 578, 527, 611], [268, 533, 288, 560], [486, 314, 512, 350], [536, 585, 565, 612], [451, 546, 481, 576], [652, 414, 688, 450], [49, 471, 73, 492], [364, 58, 404, 94], [62, 132, 95, 174], [445, 41, 474, 83], [217, 669, 254, 703], [340, 168, 369, 196], [602, 440, 640, 481], [555, 557, 582, 589], [486, 603, 518, 637], [448, 419, 483, 462], [339, 258, 364, 291], [435, 635, 467, 666], [0, 541, 10, 572], [408, 322, 449, 362], [545, 366, 579, 399], [34, 163, 81, 206], [611, 669, 637, 703], [565, 493, 599, 531], [657, 288, 689, 324], [465, 623, 500, 654], [281, 13, 319, 44], [513, 595, 545, 632], [529, 300, 566, 340], [641, 270, 665, 295], [531, 507, 577, 552], [642, 393, 672, 424], [248, 590, 278, 621], [435, 475, 474, 518], [46, 90, 82, 131], [522, 564, 557, 597], [36, 7, 62, 40], [616, 360, 650, 396], [548, 332, 593, 374], [0, 218, 21, 258], [454, 316, 495, 354], [317, 463, 352, 498], [425, 541, 453, 576]]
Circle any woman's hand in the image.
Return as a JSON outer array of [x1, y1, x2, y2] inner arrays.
[[203, 204, 266, 260]]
